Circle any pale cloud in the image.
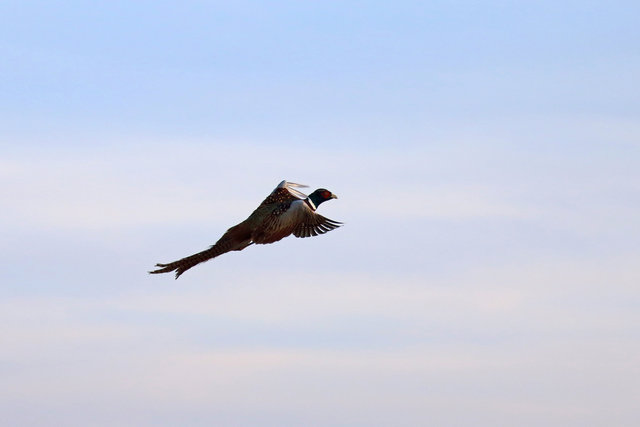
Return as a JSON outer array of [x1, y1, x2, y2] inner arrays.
[[3, 254, 637, 352], [2, 254, 638, 426], [0, 150, 250, 230], [4, 133, 636, 242], [0, 142, 540, 233]]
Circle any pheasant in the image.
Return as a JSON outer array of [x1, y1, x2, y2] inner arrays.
[[149, 180, 342, 278]]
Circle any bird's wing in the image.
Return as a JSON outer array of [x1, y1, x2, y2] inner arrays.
[[251, 199, 305, 243], [257, 180, 308, 207], [292, 210, 342, 238]]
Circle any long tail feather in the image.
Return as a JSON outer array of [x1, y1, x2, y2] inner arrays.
[[149, 246, 224, 279], [149, 225, 251, 279]]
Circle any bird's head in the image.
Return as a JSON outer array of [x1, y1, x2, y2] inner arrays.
[[308, 188, 338, 209]]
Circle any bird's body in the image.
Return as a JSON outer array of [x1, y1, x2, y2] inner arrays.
[[150, 181, 341, 278]]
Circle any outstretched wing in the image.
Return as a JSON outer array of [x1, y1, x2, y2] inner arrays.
[[292, 211, 342, 238], [258, 180, 308, 207]]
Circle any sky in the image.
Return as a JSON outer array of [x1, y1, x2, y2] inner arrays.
[[1, 1, 639, 426]]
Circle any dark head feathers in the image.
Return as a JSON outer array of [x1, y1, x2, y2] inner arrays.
[[308, 188, 338, 209]]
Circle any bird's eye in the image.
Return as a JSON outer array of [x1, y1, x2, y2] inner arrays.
[[323, 191, 331, 199]]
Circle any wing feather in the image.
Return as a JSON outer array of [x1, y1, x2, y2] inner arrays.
[[292, 211, 342, 238], [258, 180, 308, 207]]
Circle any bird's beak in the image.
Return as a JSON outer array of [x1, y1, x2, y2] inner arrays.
[[331, 194, 338, 199]]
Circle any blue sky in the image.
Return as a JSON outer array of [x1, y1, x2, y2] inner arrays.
[[1, 1, 639, 426]]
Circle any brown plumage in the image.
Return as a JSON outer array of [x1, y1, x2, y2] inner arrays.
[[149, 181, 341, 279]]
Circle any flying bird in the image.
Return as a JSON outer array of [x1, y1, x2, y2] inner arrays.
[[149, 180, 342, 278]]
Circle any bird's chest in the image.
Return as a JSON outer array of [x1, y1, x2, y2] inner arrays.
[[271, 200, 306, 226], [252, 200, 307, 243]]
